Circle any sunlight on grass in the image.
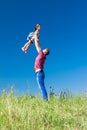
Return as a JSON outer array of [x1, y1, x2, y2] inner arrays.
[[0, 87, 87, 130]]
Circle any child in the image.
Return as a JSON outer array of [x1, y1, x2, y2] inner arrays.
[[21, 24, 41, 53]]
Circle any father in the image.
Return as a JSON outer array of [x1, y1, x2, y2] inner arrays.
[[34, 33, 50, 100]]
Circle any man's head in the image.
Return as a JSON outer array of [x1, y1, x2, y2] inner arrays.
[[43, 48, 50, 55], [34, 24, 41, 31]]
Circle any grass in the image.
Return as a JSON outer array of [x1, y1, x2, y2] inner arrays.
[[0, 88, 87, 130]]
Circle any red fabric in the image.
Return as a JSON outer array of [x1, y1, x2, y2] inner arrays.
[[34, 50, 46, 70]]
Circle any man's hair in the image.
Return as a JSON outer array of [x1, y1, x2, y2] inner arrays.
[[45, 48, 50, 55]]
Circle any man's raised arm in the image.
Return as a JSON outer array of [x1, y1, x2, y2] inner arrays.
[[34, 33, 41, 53]]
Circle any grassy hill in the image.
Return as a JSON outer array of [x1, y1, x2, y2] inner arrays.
[[0, 89, 87, 130]]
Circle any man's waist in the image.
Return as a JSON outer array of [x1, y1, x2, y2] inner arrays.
[[35, 68, 43, 73]]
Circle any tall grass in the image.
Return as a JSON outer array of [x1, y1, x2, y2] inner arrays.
[[0, 88, 87, 130]]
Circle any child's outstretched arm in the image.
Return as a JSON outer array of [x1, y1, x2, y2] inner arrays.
[[34, 32, 41, 53]]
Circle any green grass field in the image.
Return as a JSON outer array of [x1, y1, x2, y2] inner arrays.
[[0, 88, 87, 130]]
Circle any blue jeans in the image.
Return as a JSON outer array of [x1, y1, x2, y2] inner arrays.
[[36, 71, 48, 100]]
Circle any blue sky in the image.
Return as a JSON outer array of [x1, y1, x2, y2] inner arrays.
[[0, 0, 87, 95]]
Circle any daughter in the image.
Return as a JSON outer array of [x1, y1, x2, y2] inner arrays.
[[21, 24, 41, 53]]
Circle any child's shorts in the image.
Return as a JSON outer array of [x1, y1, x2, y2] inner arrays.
[[27, 36, 34, 43], [27, 32, 34, 43]]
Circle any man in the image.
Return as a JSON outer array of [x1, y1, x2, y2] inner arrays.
[[34, 33, 50, 100]]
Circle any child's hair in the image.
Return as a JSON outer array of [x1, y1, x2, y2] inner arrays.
[[34, 24, 40, 30]]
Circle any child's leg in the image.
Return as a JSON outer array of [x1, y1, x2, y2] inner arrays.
[[24, 40, 32, 49], [21, 40, 32, 53]]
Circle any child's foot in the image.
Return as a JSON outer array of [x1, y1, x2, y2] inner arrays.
[[21, 47, 28, 53]]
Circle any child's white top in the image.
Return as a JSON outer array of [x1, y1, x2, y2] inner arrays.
[[27, 30, 40, 42]]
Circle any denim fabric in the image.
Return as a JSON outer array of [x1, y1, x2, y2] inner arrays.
[[36, 71, 48, 100]]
